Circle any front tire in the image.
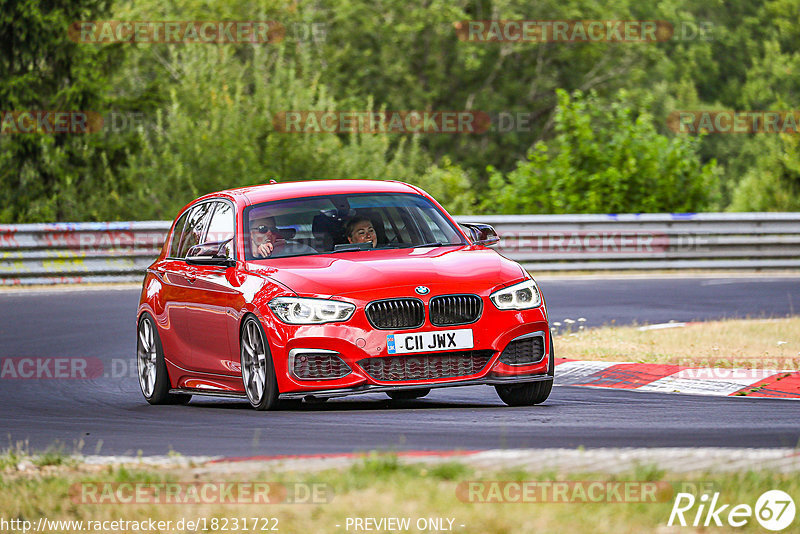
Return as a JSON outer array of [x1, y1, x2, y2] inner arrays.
[[495, 337, 554, 406], [137, 313, 191, 405], [240, 316, 279, 411]]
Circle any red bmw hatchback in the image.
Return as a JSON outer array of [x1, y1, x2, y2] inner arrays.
[[137, 180, 553, 410]]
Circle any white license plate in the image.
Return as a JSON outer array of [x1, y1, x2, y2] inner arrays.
[[387, 329, 474, 355]]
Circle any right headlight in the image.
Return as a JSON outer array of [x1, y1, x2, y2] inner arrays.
[[490, 279, 541, 310]]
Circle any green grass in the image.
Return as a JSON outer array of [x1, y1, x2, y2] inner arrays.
[[32, 444, 74, 468], [2, 450, 798, 533], [0, 445, 26, 470], [555, 317, 800, 365], [0, 441, 78, 470]]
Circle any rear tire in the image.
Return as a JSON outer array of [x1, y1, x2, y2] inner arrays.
[[495, 337, 554, 406], [386, 388, 431, 400], [137, 313, 191, 405]]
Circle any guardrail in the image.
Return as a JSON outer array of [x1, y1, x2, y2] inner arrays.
[[0, 222, 169, 286], [456, 213, 800, 272], [1, 213, 798, 285]]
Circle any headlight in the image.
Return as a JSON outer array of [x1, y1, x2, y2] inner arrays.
[[490, 279, 541, 310], [268, 297, 355, 324]]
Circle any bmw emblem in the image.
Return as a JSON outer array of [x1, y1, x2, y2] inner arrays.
[[415, 286, 430, 295]]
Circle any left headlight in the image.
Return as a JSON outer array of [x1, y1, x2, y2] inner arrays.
[[268, 297, 356, 324], [490, 279, 541, 310]]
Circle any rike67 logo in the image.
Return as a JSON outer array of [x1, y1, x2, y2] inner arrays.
[[668, 490, 796, 531]]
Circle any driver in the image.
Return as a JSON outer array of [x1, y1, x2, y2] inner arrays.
[[250, 216, 282, 258], [250, 215, 317, 258]]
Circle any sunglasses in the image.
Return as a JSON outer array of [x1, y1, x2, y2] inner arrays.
[[256, 225, 278, 234]]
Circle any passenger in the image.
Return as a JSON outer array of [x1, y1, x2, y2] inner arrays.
[[345, 217, 377, 248]]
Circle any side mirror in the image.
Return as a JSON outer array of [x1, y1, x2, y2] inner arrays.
[[185, 239, 235, 267], [460, 223, 500, 247]]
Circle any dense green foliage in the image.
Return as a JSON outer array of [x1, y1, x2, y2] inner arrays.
[[0, 0, 121, 221], [1, 0, 798, 221], [486, 90, 719, 214], [117, 46, 427, 219]]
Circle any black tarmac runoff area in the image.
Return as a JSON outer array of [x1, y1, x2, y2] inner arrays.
[[1, 275, 798, 457]]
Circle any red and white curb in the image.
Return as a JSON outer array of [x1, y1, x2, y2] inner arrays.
[[554, 358, 800, 398]]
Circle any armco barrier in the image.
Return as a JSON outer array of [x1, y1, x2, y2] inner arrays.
[[456, 213, 800, 272], [0, 221, 170, 286], [0, 213, 798, 285]]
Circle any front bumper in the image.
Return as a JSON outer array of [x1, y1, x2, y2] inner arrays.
[[278, 373, 553, 400], [264, 297, 551, 395]]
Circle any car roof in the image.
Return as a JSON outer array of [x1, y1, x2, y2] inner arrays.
[[198, 179, 424, 206]]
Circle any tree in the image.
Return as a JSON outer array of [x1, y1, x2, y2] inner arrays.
[[485, 90, 718, 214], [729, 134, 800, 211], [112, 45, 428, 220], [0, 0, 128, 222]]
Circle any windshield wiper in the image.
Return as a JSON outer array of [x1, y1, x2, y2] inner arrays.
[[413, 241, 448, 248], [330, 242, 453, 252], [330, 243, 375, 253]]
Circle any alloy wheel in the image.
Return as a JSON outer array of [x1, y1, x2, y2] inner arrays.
[[240, 317, 278, 409], [137, 316, 158, 398]]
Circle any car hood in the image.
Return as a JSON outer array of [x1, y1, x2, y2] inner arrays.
[[247, 245, 526, 299]]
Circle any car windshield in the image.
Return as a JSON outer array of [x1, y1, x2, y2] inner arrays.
[[244, 192, 465, 259]]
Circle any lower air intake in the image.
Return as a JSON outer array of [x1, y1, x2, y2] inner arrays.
[[358, 350, 493, 381], [498, 334, 545, 365], [291, 351, 351, 380]]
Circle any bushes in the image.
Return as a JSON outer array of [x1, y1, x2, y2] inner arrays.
[[485, 90, 719, 214], [729, 134, 800, 211], [106, 45, 428, 220]]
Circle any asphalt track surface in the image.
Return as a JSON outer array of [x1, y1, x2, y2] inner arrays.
[[1, 276, 798, 456]]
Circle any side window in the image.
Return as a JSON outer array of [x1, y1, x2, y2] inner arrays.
[[205, 201, 235, 258], [168, 211, 190, 258], [175, 203, 213, 258]]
